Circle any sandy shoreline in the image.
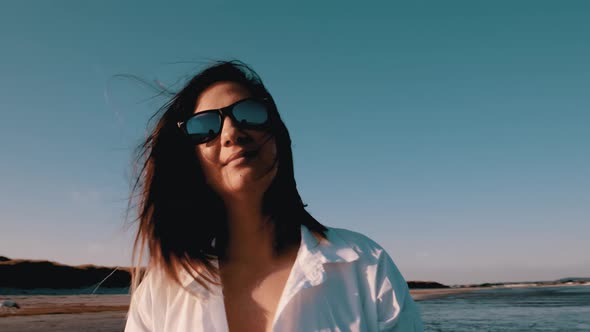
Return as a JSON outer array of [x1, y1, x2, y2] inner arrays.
[[410, 287, 484, 301], [0, 289, 476, 331], [0, 312, 127, 332], [0, 295, 129, 332], [0, 294, 130, 318]]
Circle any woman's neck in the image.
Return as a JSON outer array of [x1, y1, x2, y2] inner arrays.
[[222, 196, 275, 264]]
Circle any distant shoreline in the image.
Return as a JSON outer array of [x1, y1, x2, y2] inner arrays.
[[3, 284, 589, 318], [0, 283, 588, 330], [0, 294, 130, 318], [2, 281, 587, 332], [412, 282, 590, 301], [2, 255, 589, 309], [411, 287, 484, 301], [0, 289, 464, 319], [3, 256, 589, 293]]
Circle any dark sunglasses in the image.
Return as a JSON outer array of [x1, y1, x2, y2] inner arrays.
[[177, 98, 271, 144]]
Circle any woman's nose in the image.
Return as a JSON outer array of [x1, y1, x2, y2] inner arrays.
[[220, 116, 249, 146]]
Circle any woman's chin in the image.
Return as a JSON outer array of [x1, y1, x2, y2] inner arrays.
[[218, 163, 277, 197], [223, 175, 267, 194]]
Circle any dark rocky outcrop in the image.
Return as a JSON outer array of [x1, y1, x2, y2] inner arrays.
[[407, 281, 450, 289], [0, 259, 132, 289], [1, 257, 449, 291]]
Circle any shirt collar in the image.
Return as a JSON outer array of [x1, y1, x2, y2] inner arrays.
[[179, 224, 360, 297], [179, 259, 221, 299], [296, 225, 359, 287], [271, 225, 360, 325], [299, 224, 359, 264]]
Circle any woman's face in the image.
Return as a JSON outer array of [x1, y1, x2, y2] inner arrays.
[[193, 81, 278, 198]]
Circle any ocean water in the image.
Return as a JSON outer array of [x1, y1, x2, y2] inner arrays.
[[419, 286, 590, 332]]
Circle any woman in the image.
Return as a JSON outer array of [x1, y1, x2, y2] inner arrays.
[[125, 61, 423, 331]]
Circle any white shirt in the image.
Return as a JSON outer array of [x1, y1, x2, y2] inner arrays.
[[125, 225, 424, 331]]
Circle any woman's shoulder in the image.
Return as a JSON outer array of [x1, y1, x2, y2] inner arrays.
[[130, 266, 165, 301], [318, 226, 412, 298], [322, 226, 392, 265], [131, 265, 184, 302], [323, 226, 413, 295]]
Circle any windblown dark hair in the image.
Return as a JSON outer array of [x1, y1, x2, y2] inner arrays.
[[129, 60, 327, 292]]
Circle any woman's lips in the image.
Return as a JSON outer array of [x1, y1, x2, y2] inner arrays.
[[224, 150, 258, 166]]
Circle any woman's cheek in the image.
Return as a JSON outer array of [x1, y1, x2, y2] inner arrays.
[[196, 149, 222, 189]]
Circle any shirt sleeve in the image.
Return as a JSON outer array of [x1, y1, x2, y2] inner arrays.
[[374, 250, 424, 332], [125, 274, 154, 332]]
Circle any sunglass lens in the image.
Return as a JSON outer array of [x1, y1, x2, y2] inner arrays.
[[185, 112, 220, 143], [233, 100, 268, 126]]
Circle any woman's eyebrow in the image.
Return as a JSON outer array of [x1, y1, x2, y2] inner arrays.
[[193, 105, 218, 114]]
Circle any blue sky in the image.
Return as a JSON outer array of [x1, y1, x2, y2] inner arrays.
[[1, 1, 588, 285]]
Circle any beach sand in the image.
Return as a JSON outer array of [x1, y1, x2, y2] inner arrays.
[[0, 295, 129, 332], [0, 289, 476, 331], [0, 312, 127, 332], [410, 287, 484, 301]]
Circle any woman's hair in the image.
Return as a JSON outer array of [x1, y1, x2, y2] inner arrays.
[[129, 60, 327, 292]]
